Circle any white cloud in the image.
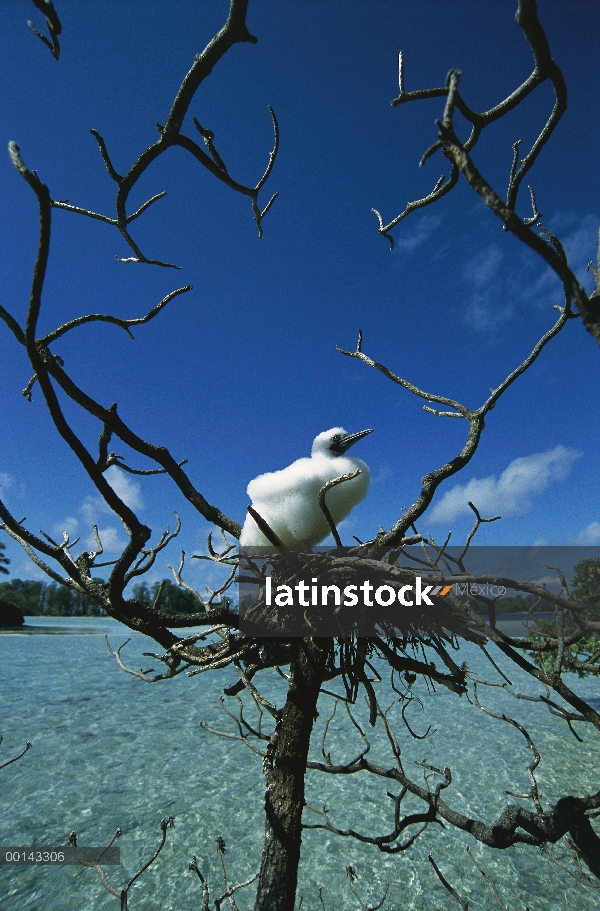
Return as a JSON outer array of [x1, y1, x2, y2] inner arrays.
[[462, 244, 503, 287], [530, 214, 598, 300], [105, 466, 144, 511], [10, 559, 48, 581], [458, 215, 599, 331], [463, 290, 514, 331], [531, 573, 564, 589], [0, 472, 15, 498], [460, 244, 516, 330], [81, 496, 103, 527], [554, 213, 598, 285], [52, 516, 80, 539], [428, 445, 582, 524], [84, 526, 125, 554], [80, 467, 143, 527], [568, 521, 600, 545], [394, 213, 442, 254], [371, 465, 394, 485]]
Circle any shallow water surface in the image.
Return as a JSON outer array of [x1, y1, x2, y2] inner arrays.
[[1, 617, 599, 910]]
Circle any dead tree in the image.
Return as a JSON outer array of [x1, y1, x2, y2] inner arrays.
[[1, 2, 599, 910]]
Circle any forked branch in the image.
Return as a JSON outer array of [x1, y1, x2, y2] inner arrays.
[[28, 0, 61, 60], [338, 299, 571, 545]]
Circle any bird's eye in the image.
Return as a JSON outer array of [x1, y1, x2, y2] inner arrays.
[[332, 435, 340, 443]]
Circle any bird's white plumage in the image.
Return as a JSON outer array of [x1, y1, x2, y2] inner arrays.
[[240, 427, 372, 547]]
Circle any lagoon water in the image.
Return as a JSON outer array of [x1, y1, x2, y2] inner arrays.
[[1, 617, 599, 910]]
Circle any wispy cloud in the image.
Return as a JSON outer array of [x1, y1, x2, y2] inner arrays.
[[0, 472, 15, 498], [551, 213, 598, 284], [81, 467, 143, 527], [105, 466, 144, 511], [462, 244, 503, 287], [88, 526, 125, 553], [371, 465, 394, 485], [394, 213, 443, 254], [47, 468, 146, 554], [458, 214, 599, 331], [460, 244, 515, 330], [463, 290, 514, 331], [531, 214, 598, 299], [10, 559, 48, 581], [567, 521, 600, 546], [428, 445, 582, 524], [52, 516, 80, 539]]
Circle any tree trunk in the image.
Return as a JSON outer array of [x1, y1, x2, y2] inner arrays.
[[254, 638, 330, 911]]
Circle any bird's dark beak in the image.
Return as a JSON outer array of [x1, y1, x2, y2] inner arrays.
[[333, 428, 373, 454]]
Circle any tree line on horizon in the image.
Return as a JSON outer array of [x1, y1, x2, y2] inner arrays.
[[0, 574, 205, 617], [0, 534, 597, 619]]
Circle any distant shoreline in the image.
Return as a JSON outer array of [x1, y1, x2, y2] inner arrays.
[[0, 612, 557, 637]]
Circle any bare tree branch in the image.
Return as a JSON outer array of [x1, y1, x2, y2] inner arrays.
[[0, 735, 33, 770], [338, 301, 571, 545], [69, 818, 176, 910], [28, 0, 61, 60], [428, 853, 469, 911]]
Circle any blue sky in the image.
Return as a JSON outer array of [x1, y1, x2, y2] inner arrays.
[[1, 1, 599, 590]]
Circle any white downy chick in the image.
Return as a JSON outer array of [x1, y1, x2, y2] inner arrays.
[[239, 427, 372, 547]]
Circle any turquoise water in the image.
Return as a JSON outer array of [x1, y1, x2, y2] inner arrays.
[[1, 617, 599, 910]]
